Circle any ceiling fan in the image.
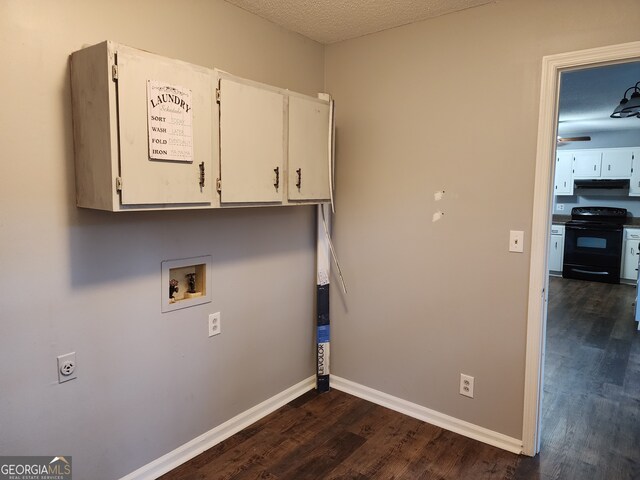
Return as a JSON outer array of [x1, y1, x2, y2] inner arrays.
[[557, 135, 591, 144]]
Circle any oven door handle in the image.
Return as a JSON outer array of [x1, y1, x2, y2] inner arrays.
[[566, 225, 620, 232], [571, 268, 610, 276]]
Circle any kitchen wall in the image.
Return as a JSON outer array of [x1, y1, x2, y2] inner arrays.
[[0, 1, 323, 479], [555, 191, 640, 217], [324, 0, 640, 440]]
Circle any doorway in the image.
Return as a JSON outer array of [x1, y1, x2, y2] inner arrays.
[[523, 41, 640, 456]]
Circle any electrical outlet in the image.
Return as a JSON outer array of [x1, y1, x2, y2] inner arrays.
[[557, 203, 565, 211], [57, 352, 77, 383], [209, 312, 221, 337], [460, 373, 474, 398]]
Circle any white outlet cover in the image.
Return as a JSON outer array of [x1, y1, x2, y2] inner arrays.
[[57, 352, 77, 383], [460, 373, 474, 398], [208, 312, 221, 337]]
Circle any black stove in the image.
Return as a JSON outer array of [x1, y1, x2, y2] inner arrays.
[[563, 206, 627, 284]]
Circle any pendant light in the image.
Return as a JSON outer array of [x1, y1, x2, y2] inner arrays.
[[611, 82, 640, 118]]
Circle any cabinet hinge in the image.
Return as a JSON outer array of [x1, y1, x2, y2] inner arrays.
[[115, 176, 122, 192], [112, 65, 118, 81], [216, 88, 220, 104], [216, 178, 221, 194]]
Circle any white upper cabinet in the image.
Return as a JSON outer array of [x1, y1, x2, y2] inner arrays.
[[70, 42, 333, 211], [218, 77, 285, 204], [71, 41, 217, 211], [216, 70, 332, 206], [601, 148, 633, 178], [628, 150, 640, 196], [288, 96, 331, 201], [572, 151, 602, 178], [554, 152, 574, 195], [116, 47, 214, 206]]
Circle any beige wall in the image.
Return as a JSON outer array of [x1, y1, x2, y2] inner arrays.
[[0, 1, 323, 478], [325, 0, 640, 439]]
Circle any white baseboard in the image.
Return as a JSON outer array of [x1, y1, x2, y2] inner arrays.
[[120, 375, 316, 480], [331, 375, 523, 455]]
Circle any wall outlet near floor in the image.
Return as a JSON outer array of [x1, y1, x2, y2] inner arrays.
[[460, 373, 474, 398], [57, 352, 77, 383], [557, 203, 565, 211], [209, 312, 221, 337]]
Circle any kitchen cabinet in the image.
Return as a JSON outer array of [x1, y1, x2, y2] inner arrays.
[[621, 228, 640, 281], [601, 148, 633, 178], [554, 152, 574, 195], [572, 151, 602, 178], [629, 151, 640, 196], [549, 224, 565, 274]]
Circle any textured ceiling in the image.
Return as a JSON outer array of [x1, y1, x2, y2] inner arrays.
[[224, 0, 495, 44]]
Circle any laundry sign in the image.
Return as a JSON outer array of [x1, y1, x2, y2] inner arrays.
[[147, 80, 193, 162]]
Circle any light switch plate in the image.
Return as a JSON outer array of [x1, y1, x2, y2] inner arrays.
[[509, 230, 524, 253]]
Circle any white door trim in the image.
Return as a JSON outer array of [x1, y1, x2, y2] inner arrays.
[[523, 41, 640, 456]]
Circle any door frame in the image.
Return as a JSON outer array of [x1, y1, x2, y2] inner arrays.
[[523, 40, 640, 456]]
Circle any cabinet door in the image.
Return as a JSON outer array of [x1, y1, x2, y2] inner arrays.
[[554, 152, 574, 195], [549, 234, 564, 272], [288, 96, 331, 201], [601, 149, 633, 178], [116, 48, 213, 205], [572, 151, 601, 178], [622, 229, 640, 280], [219, 78, 284, 204], [630, 152, 640, 196], [622, 240, 640, 280]]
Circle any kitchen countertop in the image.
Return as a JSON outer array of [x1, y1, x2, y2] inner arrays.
[[552, 214, 640, 228]]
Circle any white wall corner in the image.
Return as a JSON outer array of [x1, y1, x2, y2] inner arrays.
[[331, 375, 524, 455], [119, 375, 315, 480]]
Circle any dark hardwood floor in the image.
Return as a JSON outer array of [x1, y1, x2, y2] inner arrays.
[[161, 277, 640, 480], [519, 276, 640, 480]]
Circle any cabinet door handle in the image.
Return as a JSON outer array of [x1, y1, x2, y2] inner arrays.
[[274, 167, 280, 190], [199, 162, 205, 188], [608, 164, 611, 171], [594, 165, 597, 171], [296, 168, 302, 190]]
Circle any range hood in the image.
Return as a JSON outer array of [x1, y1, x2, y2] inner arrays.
[[574, 179, 630, 189]]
